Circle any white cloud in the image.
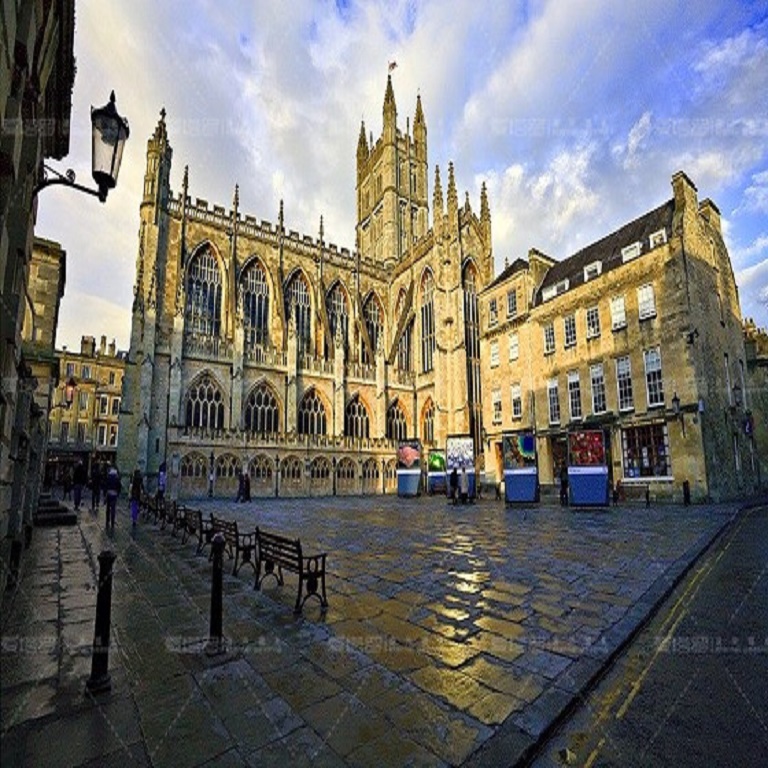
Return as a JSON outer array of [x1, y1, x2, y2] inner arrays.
[[739, 169, 768, 214]]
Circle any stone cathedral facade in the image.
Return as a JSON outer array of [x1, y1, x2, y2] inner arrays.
[[119, 76, 492, 498]]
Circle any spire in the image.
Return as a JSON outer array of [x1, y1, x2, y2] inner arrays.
[[464, 191, 471, 214], [414, 93, 424, 126], [153, 106, 167, 142], [383, 74, 397, 138], [480, 180, 491, 242], [433, 165, 444, 238], [357, 120, 369, 161], [447, 161, 458, 220]]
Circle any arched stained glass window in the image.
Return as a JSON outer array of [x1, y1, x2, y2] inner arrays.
[[361, 293, 383, 365], [242, 259, 270, 347], [395, 287, 413, 372], [420, 270, 435, 373], [463, 262, 482, 451], [285, 272, 312, 354], [184, 374, 225, 429], [325, 282, 349, 359], [386, 399, 408, 441], [244, 383, 279, 433], [186, 247, 222, 336], [422, 399, 435, 444], [298, 389, 326, 436], [345, 395, 370, 439]]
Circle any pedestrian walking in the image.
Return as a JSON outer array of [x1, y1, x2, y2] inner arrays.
[[459, 466, 469, 504], [157, 461, 167, 502], [90, 460, 101, 512], [243, 471, 251, 502], [129, 468, 144, 528], [73, 460, 87, 510], [236, 470, 245, 503], [559, 463, 569, 506], [105, 465, 121, 531], [449, 467, 458, 505]]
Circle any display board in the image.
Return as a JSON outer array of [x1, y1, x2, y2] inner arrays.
[[396, 439, 422, 496], [427, 450, 446, 495], [567, 429, 609, 506], [502, 432, 538, 503], [445, 434, 476, 499]]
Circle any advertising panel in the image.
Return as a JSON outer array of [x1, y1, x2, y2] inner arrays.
[[503, 431, 538, 503], [396, 439, 422, 496]]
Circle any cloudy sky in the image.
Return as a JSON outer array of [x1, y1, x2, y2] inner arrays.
[[38, 0, 768, 351]]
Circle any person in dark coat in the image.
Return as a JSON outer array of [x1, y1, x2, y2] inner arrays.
[[90, 461, 101, 512], [236, 470, 245, 503], [243, 471, 251, 502], [449, 467, 458, 505], [105, 465, 121, 530], [73, 460, 87, 510], [129, 468, 144, 528]]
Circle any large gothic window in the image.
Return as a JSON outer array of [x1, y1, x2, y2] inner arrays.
[[386, 399, 408, 441], [242, 259, 270, 347], [184, 373, 225, 429], [422, 399, 435, 444], [463, 262, 482, 451], [244, 383, 279, 433], [361, 293, 383, 365], [285, 272, 312, 354], [345, 395, 370, 439], [298, 389, 326, 436], [325, 282, 349, 359], [420, 269, 436, 373], [185, 246, 222, 336], [395, 287, 413, 372]]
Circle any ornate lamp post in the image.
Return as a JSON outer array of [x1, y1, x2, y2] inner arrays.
[[34, 92, 129, 202]]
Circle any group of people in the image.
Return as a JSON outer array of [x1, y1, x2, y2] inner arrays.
[[449, 465, 471, 505]]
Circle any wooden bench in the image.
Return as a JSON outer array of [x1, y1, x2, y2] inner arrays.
[[202, 514, 256, 577], [181, 507, 210, 553], [254, 528, 328, 613]]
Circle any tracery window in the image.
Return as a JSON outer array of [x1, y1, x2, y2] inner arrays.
[[247, 455, 273, 481], [284, 272, 312, 354], [180, 453, 207, 478], [420, 270, 436, 373], [242, 259, 270, 347], [184, 374, 225, 429], [361, 293, 383, 365], [244, 383, 279, 433], [337, 458, 356, 481], [345, 395, 370, 439], [215, 454, 239, 479], [310, 457, 331, 480], [325, 282, 349, 359], [395, 288, 413, 372], [463, 262, 482, 451], [386, 399, 408, 441], [422, 399, 435, 444], [362, 458, 379, 481], [185, 247, 222, 336], [298, 389, 326, 436]]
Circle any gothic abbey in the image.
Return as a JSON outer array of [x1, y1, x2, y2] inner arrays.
[[118, 76, 492, 497]]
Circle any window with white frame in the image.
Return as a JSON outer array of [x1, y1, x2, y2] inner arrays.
[[111, 397, 120, 415], [109, 371, 116, 386], [492, 388, 502, 424], [616, 356, 634, 411], [547, 379, 561, 424], [638, 284, 656, 320], [583, 261, 602, 281], [621, 242, 641, 262], [508, 332, 519, 362], [82, 365, 91, 380], [506, 289, 517, 318], [590, 363, 607, 414], [568, 371, 582, 420], [644, 348, 664, 407], [109, 425, 118, 447], [78, 391, 88, 410], [489, 298, 498, 328], [98, 425, 107, 445], [542, 279, 569, 302], [564, 314, 577, 348], [586, 306, 601, 338], [544, 322, 555, 354], [622, 423, 670, 478], [511, 383, 522, 419], [100, 395, 109, 415], [649, 229, 667, 248], [66, 362, 75, 378], [490, 340, 500, 368], [610, 296, 627, 330]]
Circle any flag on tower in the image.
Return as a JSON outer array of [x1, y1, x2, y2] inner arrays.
[[388, 60, 398, 72]]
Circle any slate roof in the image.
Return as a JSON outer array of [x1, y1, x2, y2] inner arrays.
[[535, 199, 675, 303], [486, 257, 529, 291]]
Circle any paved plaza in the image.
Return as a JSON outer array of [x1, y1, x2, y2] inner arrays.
[[1, 494, 744, 767]]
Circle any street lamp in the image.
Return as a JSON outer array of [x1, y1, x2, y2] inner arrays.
[[34, 92, 129, 202], [671, 391, 685, 436]]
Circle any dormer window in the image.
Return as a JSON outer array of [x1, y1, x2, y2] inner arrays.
[[649, 229, 667, 248], [542, 279, 569, 302], [583, 261, 602, 282], [621, 242, 642, 262]]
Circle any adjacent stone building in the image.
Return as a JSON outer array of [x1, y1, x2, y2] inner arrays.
[[119, 76, 492, 498], [481, 172, 762, 502], [46, 336, 127, 488], [1, 2, 75, 588]]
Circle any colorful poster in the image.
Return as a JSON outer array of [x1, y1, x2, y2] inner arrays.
[[397, 439, 422, 469], [568, 430, 606, 466], [446, 435, 474, 470], [502, 432, 537, 469], [427, 450, 446, 473]]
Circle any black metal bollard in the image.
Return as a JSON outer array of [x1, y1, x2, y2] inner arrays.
[[206, 533, 226, 655], [5, 538, 22, 591], [86, 550, 116, 694]]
